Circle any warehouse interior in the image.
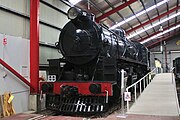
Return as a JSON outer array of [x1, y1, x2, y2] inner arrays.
[[0, 0, 180, 119]]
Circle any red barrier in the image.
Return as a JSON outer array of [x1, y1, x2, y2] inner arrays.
[[0, 58, 35, 90]]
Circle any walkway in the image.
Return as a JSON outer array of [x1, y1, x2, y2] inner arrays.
[[127, 73, 180, 116]]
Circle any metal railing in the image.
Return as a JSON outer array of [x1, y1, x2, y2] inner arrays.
[[126, 68, 157, 111], [0, 58, 34, 90], [170, 67, 180, 114], [170, 67, 175, 84]]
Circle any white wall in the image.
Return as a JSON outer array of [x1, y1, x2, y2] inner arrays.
[[0, 0, 70, 64], [0, 34, 30, 113], [0, 0, 70, 113], [150, 35, 180, 52], [0, 0, 29, 38], [153, 52, 180, 71], [150, 35, 180, 72]]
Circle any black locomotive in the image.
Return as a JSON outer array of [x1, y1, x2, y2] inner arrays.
[[173, 57, 180, 81], [40, 7, 150, 114]]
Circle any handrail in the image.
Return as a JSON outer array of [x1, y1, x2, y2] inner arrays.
[[126, 68, 157, 91], [0, 58, 35, 90], [170, 67, 175, 72], [170, 67, 180, 114], [126, 68, 157, 111], [170, 67, 175, 84]]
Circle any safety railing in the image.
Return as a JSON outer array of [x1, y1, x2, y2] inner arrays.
[[0, 58, 34, 90], [170, 67, 175, 84], [170, 67, 180, 114], [126, 68, 157, 111]]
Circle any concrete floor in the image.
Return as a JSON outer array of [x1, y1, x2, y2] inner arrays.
[[127, 73, 180, 116], [1, 113, 180, 120]]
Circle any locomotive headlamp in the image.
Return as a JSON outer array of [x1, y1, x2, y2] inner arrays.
[[67, 7, 90, 21], [67, 7, 80, 20]]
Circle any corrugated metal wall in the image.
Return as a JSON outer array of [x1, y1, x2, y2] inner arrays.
[[0, 0, 70, 64], [0, 34, 30, 113], [0, 0, 70, 113]]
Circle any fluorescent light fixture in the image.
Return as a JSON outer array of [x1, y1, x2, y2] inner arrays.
[[109, 0, 169, 29], [127, 12, 180, 39], [141, 24, 180, 44], [69, 0, 82, 5]]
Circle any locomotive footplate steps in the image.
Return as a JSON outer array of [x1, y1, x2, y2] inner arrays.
[[46, 94, 107, 114]]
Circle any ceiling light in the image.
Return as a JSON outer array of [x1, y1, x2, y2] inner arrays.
[[141, 24, 180, 44], [69, 0, 82, 5], [109, 0, 169, 29], [159, 26, 163, 32], [127, 12, 180, 39]]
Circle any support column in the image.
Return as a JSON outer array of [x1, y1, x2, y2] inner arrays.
[[30, 0, 40, 93]]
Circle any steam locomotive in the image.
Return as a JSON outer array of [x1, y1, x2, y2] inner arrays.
[[173, 57, 180, 81], [40, 7, 150, 114]]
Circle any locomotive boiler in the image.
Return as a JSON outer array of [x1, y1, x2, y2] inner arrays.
[[40, 7, 150, 114]]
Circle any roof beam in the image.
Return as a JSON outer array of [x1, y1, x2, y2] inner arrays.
[[138, 21, 180, 42], [103, 0, 135, 31], [89, 0, 116, 24], [95, 0, 137, 23], [147, 32, 180, 48], [146, 35, 169, 49], [127, 6, 180, 34], [147, 34, 173, 48]]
